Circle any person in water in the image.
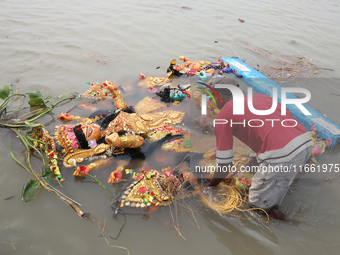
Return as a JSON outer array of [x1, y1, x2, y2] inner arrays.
[[207, 77, 313, 220]]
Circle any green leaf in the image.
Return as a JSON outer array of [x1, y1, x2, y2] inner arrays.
[[41, 166, 54, 181], [183, 139, 191, 148], [28, 90, 43, 99], [21, 179, 42, 202], [28, 98, 46, 107], [0, 85, 10, 99]]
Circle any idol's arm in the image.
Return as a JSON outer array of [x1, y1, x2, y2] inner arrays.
[[58, 112, 84, 121], [102, 80, 127, 109]]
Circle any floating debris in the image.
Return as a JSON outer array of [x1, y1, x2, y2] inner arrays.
[[240, 40, 322, 79]]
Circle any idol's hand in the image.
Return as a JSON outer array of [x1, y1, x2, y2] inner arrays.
[[73, 165, 90, 177], [105, 133, 121, 147], [58, 112, 74, 121], [102, 80, 117, 92]]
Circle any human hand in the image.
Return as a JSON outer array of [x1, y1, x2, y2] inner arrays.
[[197, 178, 212, 187], [223, 178, 232, 185]]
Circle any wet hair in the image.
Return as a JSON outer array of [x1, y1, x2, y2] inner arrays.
[[73, 125, 90, 149], [98, 107, 135, 130], [73, 107, 136, 149], [156, 87, 173, 102], [98, 112, 119, 130]]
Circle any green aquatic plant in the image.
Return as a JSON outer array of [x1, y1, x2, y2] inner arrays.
[[0, 83, 72, 128], [0, 83, 86, 208], [1, 83, 115, 217]]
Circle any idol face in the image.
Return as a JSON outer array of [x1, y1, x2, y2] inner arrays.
[[82, 123, 101, 141]]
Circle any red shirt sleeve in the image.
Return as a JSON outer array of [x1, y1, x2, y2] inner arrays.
[[214, 102, 233, 164]]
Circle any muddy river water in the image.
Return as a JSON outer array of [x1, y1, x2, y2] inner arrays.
[[1, 0, 340, 254]]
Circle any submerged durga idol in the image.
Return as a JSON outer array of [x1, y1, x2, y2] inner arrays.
[[3, 56, 336, 220]]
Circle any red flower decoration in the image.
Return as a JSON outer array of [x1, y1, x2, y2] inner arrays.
[[47, 150, 57, 158], [138, 187, 147, 193], [134, 174, 143, 181]]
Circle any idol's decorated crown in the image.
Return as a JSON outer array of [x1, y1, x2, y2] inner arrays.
[[54, 124, 90, 155]]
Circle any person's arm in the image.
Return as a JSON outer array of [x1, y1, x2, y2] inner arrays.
[[208, 162, 233, 186], [209, 102, 234, 186]]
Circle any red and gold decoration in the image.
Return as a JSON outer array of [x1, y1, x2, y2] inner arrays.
[[117, 168, 188, 208]]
